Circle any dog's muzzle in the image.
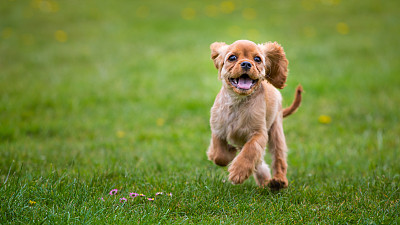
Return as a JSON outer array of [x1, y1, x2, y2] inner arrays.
[[229, 74, 258, 90]]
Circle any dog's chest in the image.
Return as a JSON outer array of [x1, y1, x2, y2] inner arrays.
[[211, 97, 265, 147]]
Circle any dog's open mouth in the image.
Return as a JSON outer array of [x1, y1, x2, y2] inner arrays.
[[229, 74, 258, 91]]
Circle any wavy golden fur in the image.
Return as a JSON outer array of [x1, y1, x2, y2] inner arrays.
[[207, 40, 302, 190]]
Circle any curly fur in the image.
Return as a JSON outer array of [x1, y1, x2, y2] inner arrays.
[[207, 40, 302, 190]]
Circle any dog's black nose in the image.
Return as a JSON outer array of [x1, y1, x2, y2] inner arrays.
[[241, 61, 252, 70]]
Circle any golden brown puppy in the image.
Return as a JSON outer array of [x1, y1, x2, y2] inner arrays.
[[207, 40, 302, 190]]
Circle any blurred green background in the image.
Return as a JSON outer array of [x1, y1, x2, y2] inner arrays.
[[1, 0, 399, 223]]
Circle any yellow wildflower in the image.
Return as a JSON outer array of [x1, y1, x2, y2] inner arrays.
[[220, 1, 235, 14], [54, 30, 67, 42], [336, 22, 349, 35], [181, 8, 196, 20], [116, 130, 125, 138], [318, 115, 332, 124], [156, 118, 165, 127]]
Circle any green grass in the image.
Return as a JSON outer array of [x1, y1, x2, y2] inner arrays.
[[1, 0, 399, 223]]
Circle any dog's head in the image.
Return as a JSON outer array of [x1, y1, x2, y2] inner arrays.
[[210, 40, 288, 95]]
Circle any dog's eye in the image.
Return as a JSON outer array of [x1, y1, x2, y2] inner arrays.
[[228, 55, 237, 61], [254, 56, 261, 63]]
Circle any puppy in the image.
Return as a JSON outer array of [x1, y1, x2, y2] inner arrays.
[[207, 40, 302, 190]]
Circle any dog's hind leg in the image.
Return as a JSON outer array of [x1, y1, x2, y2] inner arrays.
[[254, 160, 271, 187], [207, 134, 237, 167], [267, 115, 289, 190]]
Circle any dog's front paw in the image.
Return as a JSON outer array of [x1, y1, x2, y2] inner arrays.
[[228, 158, 254, 184], [268, 176, 288, 190]]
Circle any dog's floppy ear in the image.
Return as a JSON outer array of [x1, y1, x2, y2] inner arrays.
[[260, 42, 288, 89], [210, 42, 228, 78]]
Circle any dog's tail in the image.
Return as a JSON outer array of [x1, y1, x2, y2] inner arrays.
[[283, 85, 303, 118]]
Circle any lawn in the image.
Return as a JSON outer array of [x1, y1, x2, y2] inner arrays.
[[1, 0, 399, 223]]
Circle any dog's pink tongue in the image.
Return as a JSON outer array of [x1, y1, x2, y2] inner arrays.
[[237, 77, 253, 90]]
